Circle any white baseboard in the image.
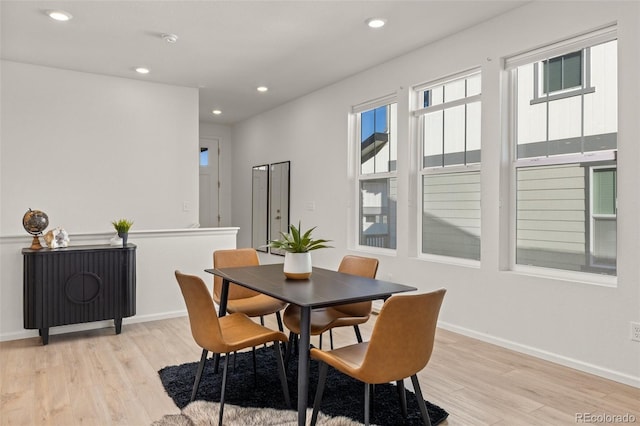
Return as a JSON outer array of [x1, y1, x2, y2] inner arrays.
[[0, 310, 187, 343], [438, 321, 640, 389]]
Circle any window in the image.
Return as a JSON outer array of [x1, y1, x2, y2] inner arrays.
[[507, 28, 618, 276], [590, 166, 616, 269], [200, 147, 209, 166], [355, 99, 397, 249], [414, 71, 481, 260], [531, 48, 596, 106], [542, 50, 582, 94]]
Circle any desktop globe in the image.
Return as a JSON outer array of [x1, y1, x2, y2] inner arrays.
[[22, 208, 49, 250]]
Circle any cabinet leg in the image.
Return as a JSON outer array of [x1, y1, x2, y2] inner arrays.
[[115, 318, 122, 334], [41, 328, 49, 345]]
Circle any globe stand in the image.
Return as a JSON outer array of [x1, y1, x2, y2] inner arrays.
[[23, 209, 49, 250], [30, 234, 43, 250]]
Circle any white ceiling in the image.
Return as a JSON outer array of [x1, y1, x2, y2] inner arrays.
[[1, 0, 528, 125]]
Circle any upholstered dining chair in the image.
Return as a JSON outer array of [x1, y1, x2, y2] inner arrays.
[[310, 289, 446, 426], [283, 255, 379, 356], [213, 248, 287, 331], [174, 271, 291, 425]]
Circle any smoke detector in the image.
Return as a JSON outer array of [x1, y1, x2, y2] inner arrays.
[[162, 33, 179, 43]]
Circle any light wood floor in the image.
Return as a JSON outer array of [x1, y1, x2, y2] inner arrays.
[[1, 315, 639, 425]]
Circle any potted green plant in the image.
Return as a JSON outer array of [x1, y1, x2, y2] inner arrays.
[[269, 221, 332, 279], [112, 219, 133, 247]]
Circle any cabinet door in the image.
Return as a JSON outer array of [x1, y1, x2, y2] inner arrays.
[[82, 250, 121, 321], [42, 251, 87, 327]]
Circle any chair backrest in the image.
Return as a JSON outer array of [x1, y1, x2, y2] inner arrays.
[[359, 289, 446, 384], [213, 248, 262, 302], [174, 271, 226, 352], [333, 255, 379, 317]]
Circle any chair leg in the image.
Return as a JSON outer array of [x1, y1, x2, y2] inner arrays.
[[273, 341, 291, 408], [354, 325, 363, 343], [410, 374, 432, 426], [274, 310, 285, 354], [329, 329, 334, 350], [364, 382, 371, 426], [252, 347, 257, 386], [311, 362, 329, 426], [319, 333, 323, 349], [190, 349, 209, 402], [284, 331, 295, 368], [397, 379, 408, 418], [218, 352, 231, 426]]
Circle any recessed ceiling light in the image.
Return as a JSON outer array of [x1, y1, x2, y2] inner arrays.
[[365, 18, 386, 29], [257, 86, 268, 93], [135, 67, 150, 74], [212, 109, 222, 115], [47, 10, 73, 22], [162, 33, 179, 43]]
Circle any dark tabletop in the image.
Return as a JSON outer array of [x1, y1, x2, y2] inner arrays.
[[205, 263, 416, 309]]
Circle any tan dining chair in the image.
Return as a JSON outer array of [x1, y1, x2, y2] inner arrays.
[[174, 271, 291, 425], [213, 248, 287, 331], [283, 255, 379, 354], [310, 289, 446, 426]]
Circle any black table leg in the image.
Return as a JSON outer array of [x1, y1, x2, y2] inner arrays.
[[298, 306, 311, 426]]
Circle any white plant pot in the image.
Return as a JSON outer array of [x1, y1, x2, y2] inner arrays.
[[283, 252, 312, 280]]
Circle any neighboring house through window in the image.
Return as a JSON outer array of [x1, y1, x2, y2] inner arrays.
[[414, 70, 482, 261], [354, 97, 397, 250], [507, 27, 618, 277]]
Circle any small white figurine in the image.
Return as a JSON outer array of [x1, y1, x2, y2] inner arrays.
[[44, 227, 70, 248]]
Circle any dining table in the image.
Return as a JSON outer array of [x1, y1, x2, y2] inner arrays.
[[205, 262, 416, 426]]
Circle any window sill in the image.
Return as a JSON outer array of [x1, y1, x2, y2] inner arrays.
[[417, 253, 480, 268], [510, 264, 617, 287]]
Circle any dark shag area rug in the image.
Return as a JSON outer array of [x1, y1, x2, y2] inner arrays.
[[158, 345, 448, 425]]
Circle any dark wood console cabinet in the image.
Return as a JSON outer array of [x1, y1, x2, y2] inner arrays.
[[23, 244, 136, 345]]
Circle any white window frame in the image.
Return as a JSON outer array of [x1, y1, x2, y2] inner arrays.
[[589, 164, 617, 270], [412, 68, 482, 264], [506, 26, 618, 285], [352, 93, 398, 254]]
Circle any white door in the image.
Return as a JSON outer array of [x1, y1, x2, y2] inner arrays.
[[199, 138, 220, 227]]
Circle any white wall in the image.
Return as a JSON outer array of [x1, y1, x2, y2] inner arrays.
[[1, 61, 200, 234], [0, 63, 239, 341], [231, 1, 640, 386]]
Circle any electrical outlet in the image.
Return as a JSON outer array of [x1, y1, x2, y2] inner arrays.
[[631, 322, 640, 342], [182, 201, 190, 212]]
